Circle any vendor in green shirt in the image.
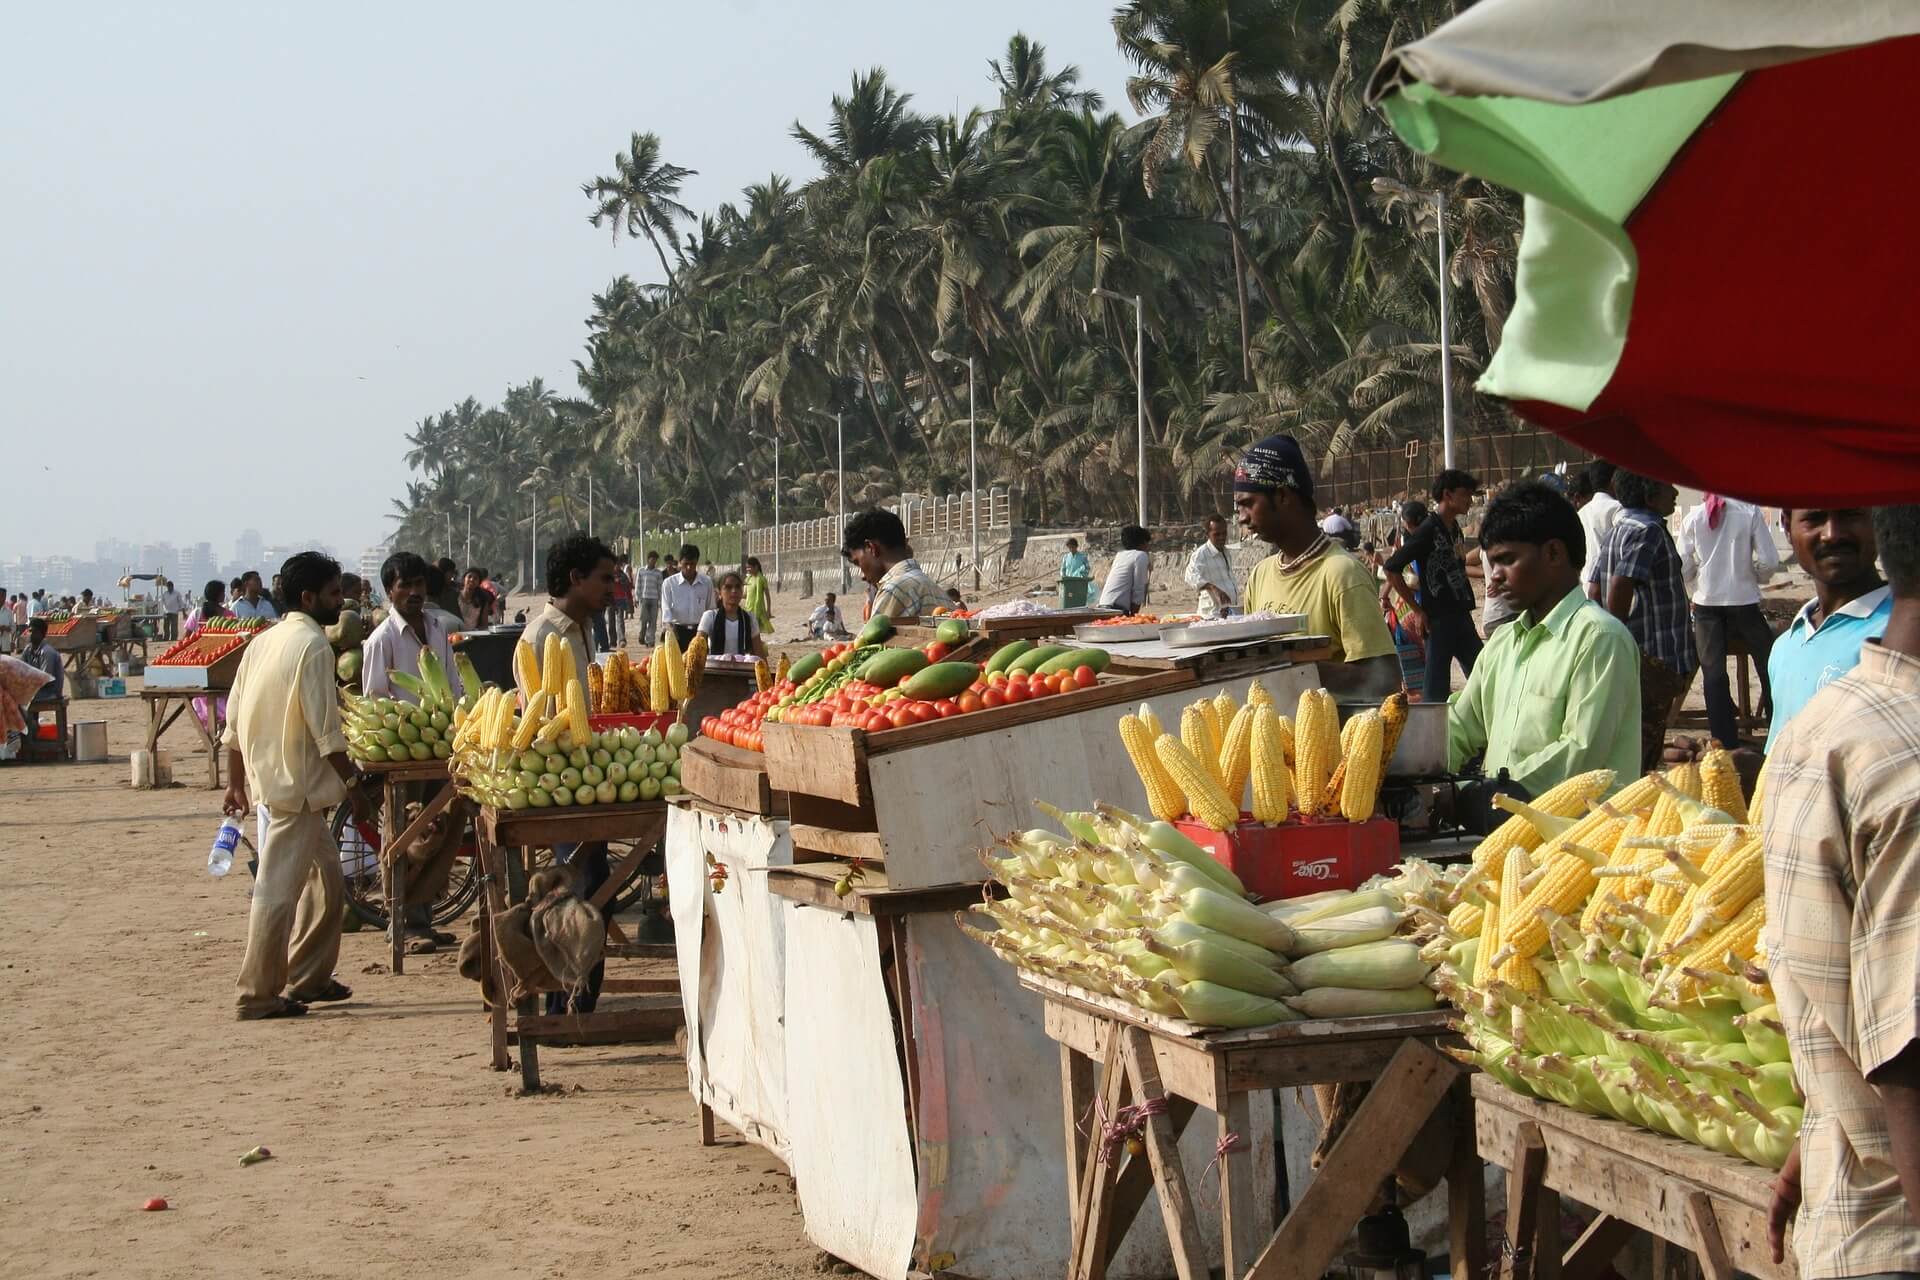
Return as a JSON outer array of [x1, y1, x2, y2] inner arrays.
[[1447, 480, 1642, 797]]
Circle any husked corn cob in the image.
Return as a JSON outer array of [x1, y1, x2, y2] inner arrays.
[[490, 689, 519, 750], [1669, 897, 1767, 997], [565, 678, 591, 745], [1275, 715, 1295, 768], [1212, 690, 1238, 731], [1665, 835, 1763, 950], [663, 629, 689, 702], [540, 633, 566, 701], [1155, 733, 1239, 831], [1646, 763, 1701, 837], [1120, 714, 1186, 823], [754, 659, 772, 693], [1218, 704, 1256, 806], [587, 662, 606, 712], [684, 632, 708, 697], [1581, 811, 1650, 929], [1699, 748, 1748, 822], [1377, 691, 1409, 774], [1472, 878, 1503, 987], [1448, 899, 1486, 939], [513, 639, 541, 699], [1468, 768, 1613, 876], [650, 642, 670, 712], [1339, 711, 1386, 822], [1293, 689, 1339, 815], [1182, 704, 1226, 791], [512, 692, 549, 750], [629, 658, 649, 711], [1493, 846, 1537, 991], [1137, 703, 1165, 739], [1748, 754, 1770, 826], [1505, 812, 1630, 960], [1249, 706, 1292, 824], [1321, 713, 1365, 816], [1246, 678, 1272, 708]]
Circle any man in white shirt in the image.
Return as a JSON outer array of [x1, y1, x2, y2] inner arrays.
[[660, 543, 716, 650], [634, 550, 664, 647], [361, 552, 465, 705], [1182, 515, 1238, 616], [808, 592, 849, 639], [1572, 461, 1622, 591], [230, 571, 280, 621], [1098, 525, 1153, 614], [1679, 495, 1780, 748], [158, 578, 188, 640]]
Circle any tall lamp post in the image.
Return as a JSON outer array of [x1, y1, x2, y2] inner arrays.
[[635, 461, 645, 562], [836, 410, 846, 591], [519, 467, 549, 593], [929, 349, 981, 590], [1089, 288, 1147, 527], [1372, 176, 1454, 468], [750, 429, 782, 585], [464, 504, 472, 569]]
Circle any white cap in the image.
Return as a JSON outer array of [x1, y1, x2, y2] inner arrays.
[[1319, 513, 1354, 535]]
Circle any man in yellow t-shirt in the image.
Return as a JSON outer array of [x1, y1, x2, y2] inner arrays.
[[1233, 434, 1401, 697]]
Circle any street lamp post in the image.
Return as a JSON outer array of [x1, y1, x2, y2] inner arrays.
[[519, 467, 549, 593], [750, 429, 782, 585], [1089, 289, 1147, 527], [1372, 177, 1454, 467], [836, 411, 847, 592], [465, 505, 472, 568], [587, 473, 594, 537], [929, 349, 981, 590], [636, 461, 645, 562]]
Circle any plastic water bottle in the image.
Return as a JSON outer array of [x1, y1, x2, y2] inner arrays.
[[208, 818, 241, 877]]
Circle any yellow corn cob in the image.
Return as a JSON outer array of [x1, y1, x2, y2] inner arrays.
[[684, 632, 708, 697], [1292, 689, 1339, 814], [1245, 678, 1272, 709], [1249, 706, 1292, 824], [453, 689, 491, 751], [490, 689, 518, 751], [775, 653, 791, 685], [1194, 696, 1224, 754], [1448, 900, 1485, 940], [1154, 733, 1239, 832], [1472, 879, 1502, 987], [1505, 812, 1630, 960], [1339, 711, 1386, 822], [1646, 763, 1701, 837], [1211, 690, 1237, 733], [1218, 704, 1256, 806], [612, 652, 632, 711], [630, 657, 649, 711], [1137, 702, 1164, 739], [662, 628, 689, 702], [1468, 768, 1614, 876], [1699, 749, 1748, 823], [1666, 835, 1763, 950], [513, 638, 541, 698], [1377, 691, 1409, 773], [565, 677, 591, 745], [539, 633, 565, 701], [1748, 755, 1770, 826], [1320, 714, 1366, 816], [649, 642, 670, 712], [1491, 846, 1538, 991], [587, 662, 606, 712], [1581, 810, 1650, 929], [1181, 704, 1226, 791], [754, 659, 772, 693], [1668, 897, 1767, 997], [1120, 714, 1186, 823], [512, 692, 549, 750]]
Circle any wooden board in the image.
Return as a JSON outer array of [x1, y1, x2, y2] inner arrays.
[[1023, 969, 1454, 1047], [1472, 1077, 1791, 1280], [766, 863, 991, 917], [788, 823, 887, 864], [356, 758, 453, 783], [478, 800, 669, 849], [680, 736, 779, 815], [965, 609, 1115, 639], [763, 720, 870, 808]]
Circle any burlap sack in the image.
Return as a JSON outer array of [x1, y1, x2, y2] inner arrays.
[[457, 917, 499, 1008], [493, 900, 558, 1003], [531, 886, 605, 995]]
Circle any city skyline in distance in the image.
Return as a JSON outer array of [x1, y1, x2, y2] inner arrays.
[[2, 526, 403, 599]]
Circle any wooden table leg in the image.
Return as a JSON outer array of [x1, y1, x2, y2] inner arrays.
[[1119, 1027, 1208, 1280], [1061, 1044, 1095, 1233], [481, 839, 512, 1071], [1507, 1121, 1550, 1280], [508, 846, 539, 1091], [1447, 1079, 1487, 1280], [1217, 1090, 1261, 1280], [1070, 1030, 1129, 1280], [384, 780, 406, 975], [699, 1102, 717, 1147], [193, 698, 223, 789]]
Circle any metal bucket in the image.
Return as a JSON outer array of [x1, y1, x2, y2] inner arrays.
[[73, 720, 108, 762], [1337, 700, 1448, 777]]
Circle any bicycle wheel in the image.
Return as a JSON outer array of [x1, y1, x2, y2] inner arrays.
[[330, 805, 484, 929]]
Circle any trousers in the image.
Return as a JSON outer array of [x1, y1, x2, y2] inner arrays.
[[236, 807, 345, 1016], [636, 599, 659, 647], [1638, 652, 1695, 772], [1693, 603, 1775, 748], [1423, 610, 1484, 701]]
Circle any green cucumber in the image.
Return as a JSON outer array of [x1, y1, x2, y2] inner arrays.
[[984, 639, 1032, 674], [935, 619, 968, 646], [902, 662, 980, 702], [1034, 647, 1111, 677], [861, 648, 931, 689], [1008, 644, 1070, 675], [789, 652, 825, 683], [856, 615, 895, 647]]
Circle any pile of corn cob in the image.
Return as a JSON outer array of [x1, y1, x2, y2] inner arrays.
[[1118, 681, 1409, 832], [959, 803, 1457, 1029], [589, 650, 652, 714], [1424, 751, 1799, 1168], [341, 650, 486, 764]]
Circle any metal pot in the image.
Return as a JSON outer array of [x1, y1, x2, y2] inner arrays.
[[1336, 699, 1448, 777]]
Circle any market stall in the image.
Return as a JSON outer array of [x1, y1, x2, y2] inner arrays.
[[141, 621, 269, 787]]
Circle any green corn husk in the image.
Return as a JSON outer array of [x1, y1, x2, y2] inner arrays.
[[1285, 939, 1428, 991], [1286, 905, 1402, 955]]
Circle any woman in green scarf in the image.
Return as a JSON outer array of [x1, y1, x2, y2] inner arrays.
[[742, 556, 773, 633]]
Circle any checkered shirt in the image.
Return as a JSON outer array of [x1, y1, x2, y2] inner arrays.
[[1589, 507, 1696, 674], [868, 558, 945, 621], [1763, 640, 1920, 1279]]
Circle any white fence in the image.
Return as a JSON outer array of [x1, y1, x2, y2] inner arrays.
[[746, 487, 1018, 558]]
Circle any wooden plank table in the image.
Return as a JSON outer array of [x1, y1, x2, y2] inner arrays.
[[1027, 973, 1475, 1280], [352, 757, 456, 975], [141, 685, 227, 788], [1472, 1076, 1796, 1280], [474, 801, 682, 1090]]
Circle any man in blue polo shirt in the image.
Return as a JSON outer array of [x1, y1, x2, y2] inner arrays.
[[1766, 506, 1890, 751]]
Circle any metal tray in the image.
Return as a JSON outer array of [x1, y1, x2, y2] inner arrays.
[[1160, 614, 1307, 648], [1072, 621, 1164, 642]]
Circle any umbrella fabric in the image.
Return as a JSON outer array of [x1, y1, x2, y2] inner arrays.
[[1371, 0, 1920, 504]]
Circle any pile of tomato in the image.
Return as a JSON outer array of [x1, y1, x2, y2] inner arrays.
[[701, 679, 798, 753]]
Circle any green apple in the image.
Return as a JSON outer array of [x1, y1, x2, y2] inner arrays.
[[408, 742, 432, 761], [617, 780, 639, 803], [560, 766, 582, 789], [528, 786, 553, 808], [620, 727, 642, 751], [655, 743, 678, 765], [638, 776, 662, 800], [543, 753, 567, 775], [556, 730, 575, 753], [433, 741, 452, 759], [582, 764, 604, 786], [669, 760, 681, 780], [642, 727, 663, 749], [648, 761, 669, 780], [430, 710, 451, 732], [661, 777, 682, 796], [594, 780, 617, 805], [420, 725, 441, 744], [552, 785, 574, 806], [666, 723, 690, 748], [397, 721, 421, 744], [516, 769, 540, 790], [614, 748, 633, 766], [574, 784, 596, 806], [592, 748, 612, 768], [507, 788, 530, 811], [606, 762, 628, 785], [538, 772, 561, 792], [632, 745, 654, 766], [565, 747, 588, 769]]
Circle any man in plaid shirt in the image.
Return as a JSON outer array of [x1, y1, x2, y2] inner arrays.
[[1763, 503, 1920, 1279], [1589, 470, 1696, 769]]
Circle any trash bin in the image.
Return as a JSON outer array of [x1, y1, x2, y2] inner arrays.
[[452, 624, 525, 691], [1059, 577, 1092, 609]]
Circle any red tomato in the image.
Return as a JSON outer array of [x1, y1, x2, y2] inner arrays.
[[957, 692, 984, 714], [981, 689, 1007, 709], [924, 641, 950, 662], [988, 671, 1007, 686], [714, 725, 735, 746], [907, 701, 938, 723], [933, 699, 959, 718], [1028, 679, 1053, 697], [1002, 683, 1030, 703], [887, 708, 914, 729], [1074, 665, 1098, 688]]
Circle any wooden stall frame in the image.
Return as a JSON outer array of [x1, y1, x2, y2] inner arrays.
[[141, 685, 226, 788], [354, 758, 461, 975]]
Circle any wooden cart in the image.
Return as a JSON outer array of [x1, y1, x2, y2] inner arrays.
[[1473, 1076, 1795, 1280], [350, 757, 459, 975], [474, 801, 682, 1090], [142, 685, 227, 788], [1028, 974, 1477, 1280]]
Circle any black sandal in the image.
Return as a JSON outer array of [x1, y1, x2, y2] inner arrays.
[[289, 980, 352, 1003], [241, 999, 308, 1021]]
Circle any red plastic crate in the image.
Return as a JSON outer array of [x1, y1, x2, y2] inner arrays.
[[1173, 815, 1400, 900]]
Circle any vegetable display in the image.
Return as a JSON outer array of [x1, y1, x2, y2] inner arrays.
[[1428, 752, 1798, 1169], [959, 803, 1455, 1029], [341, 647, 463, 765]]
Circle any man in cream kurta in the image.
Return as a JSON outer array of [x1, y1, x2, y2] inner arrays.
[[222, 554, 370, 1020]]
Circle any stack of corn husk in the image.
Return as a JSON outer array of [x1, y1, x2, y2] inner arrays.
[[959, 802, 1458, 1030], [1423, 752, 1799, 1169]]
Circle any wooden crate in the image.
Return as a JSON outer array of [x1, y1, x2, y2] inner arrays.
[[679, 736, 784, 817]]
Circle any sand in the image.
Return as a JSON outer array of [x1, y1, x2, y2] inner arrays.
[[0, 686, 824, 1280]]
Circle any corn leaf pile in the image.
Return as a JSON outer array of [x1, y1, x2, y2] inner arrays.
[[1428, 752, 1800, 1169], [960, 801, 1459, 1030]]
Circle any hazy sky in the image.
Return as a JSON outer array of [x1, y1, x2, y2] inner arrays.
[[3, 1, 1137, 563]]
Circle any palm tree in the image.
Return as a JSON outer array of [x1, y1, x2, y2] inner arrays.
[[584, 131, 697, 289]]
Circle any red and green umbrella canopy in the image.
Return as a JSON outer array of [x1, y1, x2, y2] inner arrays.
[[1371, 1, 1920, 505]]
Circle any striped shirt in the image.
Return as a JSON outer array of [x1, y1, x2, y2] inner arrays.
[[867, 558, 943, 621], [1763, 640, 1920, 1280], [1590, 507, 1696, 675]]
